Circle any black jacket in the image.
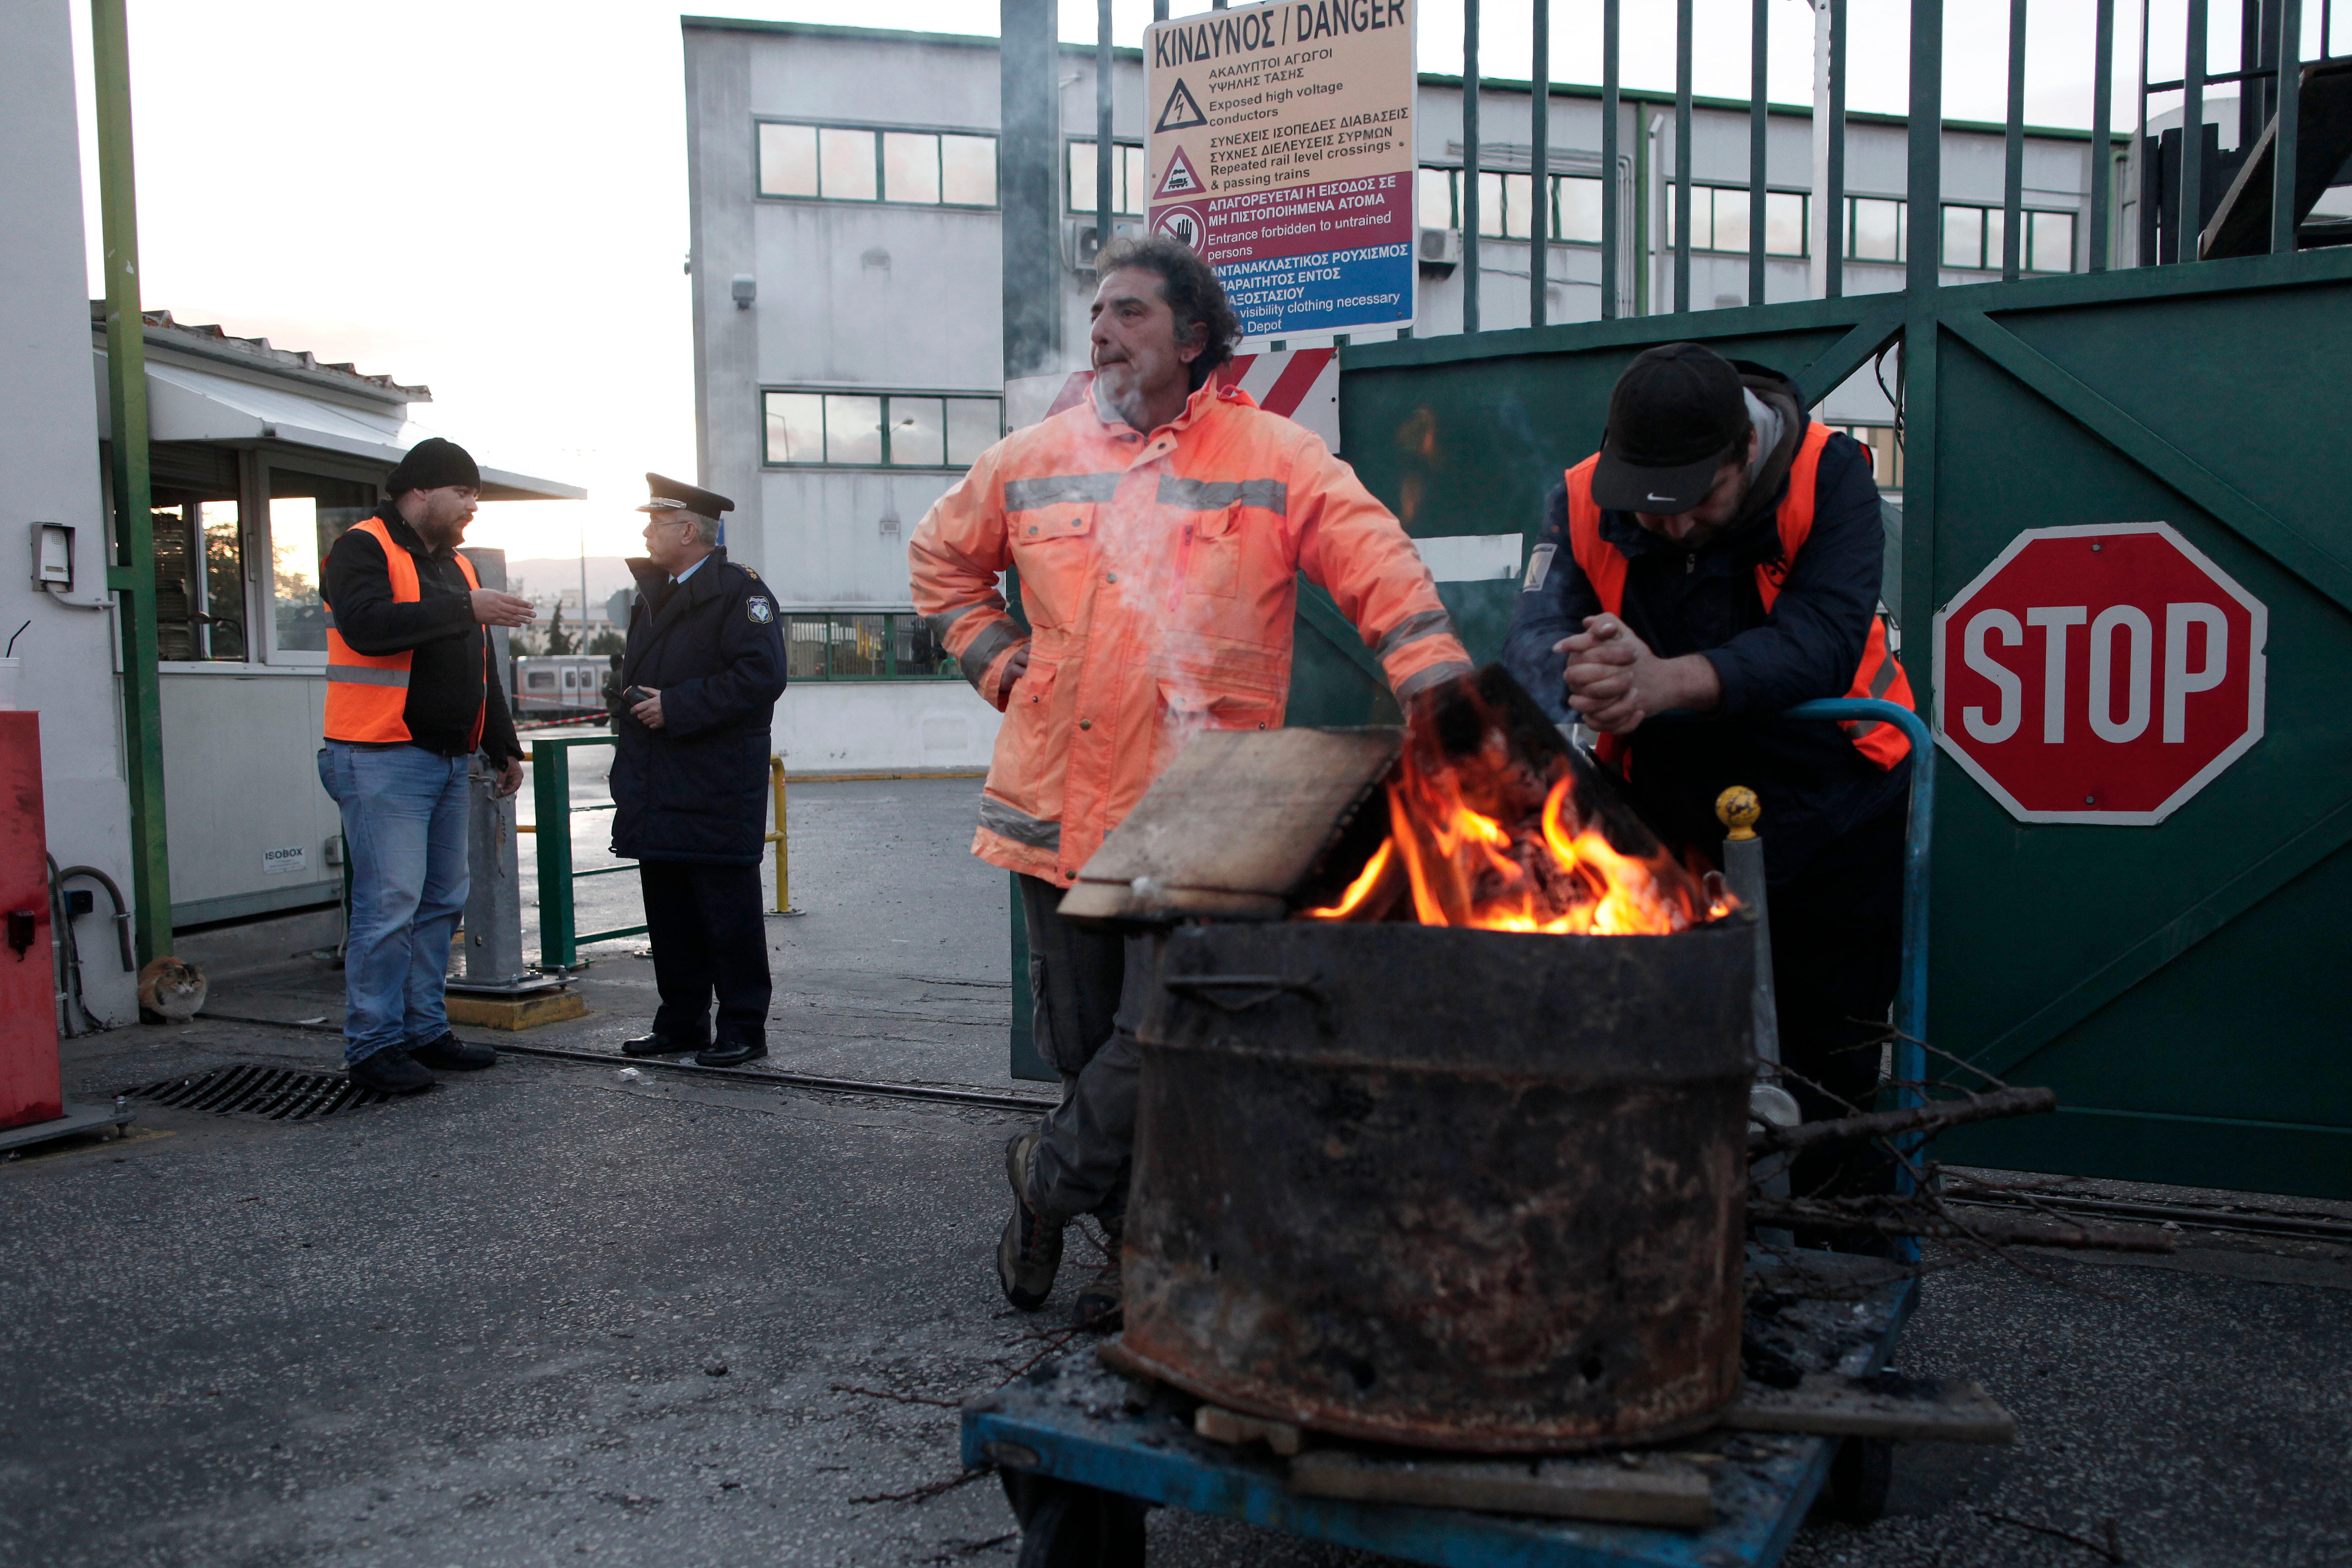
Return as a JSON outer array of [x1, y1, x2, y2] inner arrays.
[[321, 506, 521, 762], [609, 549, 788, 865], [1502, 363, 1908, 883]]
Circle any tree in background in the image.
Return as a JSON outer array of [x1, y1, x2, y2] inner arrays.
[[587, 628, 625, 656], [544, 602, 575, 657]]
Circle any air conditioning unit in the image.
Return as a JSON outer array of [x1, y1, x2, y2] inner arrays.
[[1067, 219, 1147, 271], [1418, 226, 1462, 271]]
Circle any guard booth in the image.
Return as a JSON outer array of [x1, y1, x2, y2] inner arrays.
[[107, 307, 583, 931]]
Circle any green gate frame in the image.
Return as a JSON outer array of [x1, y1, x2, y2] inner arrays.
[[1335, 245, 2352, 1200]]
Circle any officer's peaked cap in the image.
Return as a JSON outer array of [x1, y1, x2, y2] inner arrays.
[[637, 472, 735, 517]]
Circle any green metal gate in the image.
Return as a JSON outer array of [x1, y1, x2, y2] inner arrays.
[[1336, 246, 2352, 1199]]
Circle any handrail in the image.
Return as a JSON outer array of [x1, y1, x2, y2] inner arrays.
[[519, 732, 802, 966]]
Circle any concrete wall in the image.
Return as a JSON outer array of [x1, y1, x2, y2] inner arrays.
[[773, 679, 1003, 776], [0, 0, 139, 1026]]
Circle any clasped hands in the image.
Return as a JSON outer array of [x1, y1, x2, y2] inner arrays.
[[1554, 614, 1721, 734]]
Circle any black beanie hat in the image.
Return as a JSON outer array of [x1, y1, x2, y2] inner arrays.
[[385, 437, 482, 496]]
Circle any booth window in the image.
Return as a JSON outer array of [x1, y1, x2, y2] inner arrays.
[[268, 469, 377, 657], [764, 390, 1002, 468], [783, 613, 959, 680], [147, 444, 249, 662], [758, 121, 998, 207], [1066, 140, 1147, 217]]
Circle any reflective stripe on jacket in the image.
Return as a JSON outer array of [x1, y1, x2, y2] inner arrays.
[[908, 377, 1473, 885], [1564, 421, 1914, 772], [323, 516, 485, 748]]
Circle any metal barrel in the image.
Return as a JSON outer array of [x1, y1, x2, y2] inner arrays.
[[1116, 918, 1755, 1453]]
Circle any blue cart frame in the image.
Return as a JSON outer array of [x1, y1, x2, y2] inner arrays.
[[962, 699, 1934, 1568]]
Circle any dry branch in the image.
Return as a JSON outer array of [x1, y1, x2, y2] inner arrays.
[[1746, 1199, 2174, 1254], [1748, 1086, 2057, 1155]]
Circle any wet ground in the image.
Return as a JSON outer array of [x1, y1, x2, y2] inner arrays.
[[4, 776, 2348, 1566]]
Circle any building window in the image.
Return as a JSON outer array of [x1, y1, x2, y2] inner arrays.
[[1665, 185, 1810, 256], [757, 121, 998, 207], [1825, 423, 1905, 490], [782, 612, 959, 680], [1067, 140, 1148, 217], [1416, 168, 1623, 247], [764, 390, 1001, 469], [1846, 196, 1907, 262], [1941, 203, 2077, 272]]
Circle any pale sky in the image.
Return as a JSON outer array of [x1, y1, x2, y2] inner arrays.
[[68, 0, 2283, 563]]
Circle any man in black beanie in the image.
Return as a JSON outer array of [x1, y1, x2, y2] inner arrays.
[[317, 438, 539, 1094]]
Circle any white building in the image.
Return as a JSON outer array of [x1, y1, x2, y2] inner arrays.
[[680, 17, 2119, 773]]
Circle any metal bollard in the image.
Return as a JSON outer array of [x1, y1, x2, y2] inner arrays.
[[461, 762, 530, 987], [1719, 785, 1797, 1249], [766, 755, 803, 916]]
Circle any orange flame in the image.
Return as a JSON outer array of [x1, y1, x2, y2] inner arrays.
[[1303, 731, 1734, 935]]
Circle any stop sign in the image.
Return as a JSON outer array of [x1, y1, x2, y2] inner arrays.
[[1932, 523, 2267, 824]]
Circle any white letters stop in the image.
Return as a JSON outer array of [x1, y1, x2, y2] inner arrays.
[[1960, 600, 2228, 746]]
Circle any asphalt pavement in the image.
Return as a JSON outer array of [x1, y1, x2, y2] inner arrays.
[[4, 777, 2347, 1566]]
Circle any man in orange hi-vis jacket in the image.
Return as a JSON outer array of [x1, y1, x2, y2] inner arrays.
[[910, 235, 1471, 1323]]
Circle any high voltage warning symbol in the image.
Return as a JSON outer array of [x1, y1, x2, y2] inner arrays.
[[1155, 78, 1206, 132], [1153, 146, 1203, 199]]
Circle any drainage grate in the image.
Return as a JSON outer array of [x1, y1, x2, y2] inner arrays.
[[127, 1065, 391, 1121]]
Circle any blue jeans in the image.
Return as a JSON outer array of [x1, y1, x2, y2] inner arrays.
[[317, 742, 471, 1064]]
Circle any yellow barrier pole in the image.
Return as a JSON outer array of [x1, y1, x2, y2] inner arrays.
[[767, 754, 802, 916]]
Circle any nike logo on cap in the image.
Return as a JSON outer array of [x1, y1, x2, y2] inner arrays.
[[1646, 493, 1675, 503]]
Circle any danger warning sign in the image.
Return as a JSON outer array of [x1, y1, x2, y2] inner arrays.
[[1153, 145, 1203, 199], [1144, 0, 1417, 340], [1155, 77, 1207, 132]]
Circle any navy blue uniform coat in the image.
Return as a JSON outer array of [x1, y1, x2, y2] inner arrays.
[[609, 549, 788, 865]]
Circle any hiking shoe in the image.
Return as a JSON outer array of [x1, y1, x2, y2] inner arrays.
[[408, 1034, 497, 1071], [1070, 1209, 1124, 1331], [348, 1047, 435, 1095], [998, 1132, 1065, 1312]]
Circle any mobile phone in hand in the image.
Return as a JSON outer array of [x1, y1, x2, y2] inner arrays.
[[623, 686, 654, 706]]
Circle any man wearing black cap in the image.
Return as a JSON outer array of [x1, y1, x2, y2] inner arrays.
[[609, 475, 787, 1068], [318, 437, 538, 1094], [1504, 343, 1916, 1203]]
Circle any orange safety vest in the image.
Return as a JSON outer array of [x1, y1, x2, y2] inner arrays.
[[1564, 421, 1914, 773], [322, 516, 486, 748]]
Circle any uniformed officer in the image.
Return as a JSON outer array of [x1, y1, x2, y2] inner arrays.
[[610, 474, 789, 1068]]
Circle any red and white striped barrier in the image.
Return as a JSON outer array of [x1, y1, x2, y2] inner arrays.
[[1005, 346, 1342, 452]]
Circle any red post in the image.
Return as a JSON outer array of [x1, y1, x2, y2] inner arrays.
[[0, 714, 63, 1129]]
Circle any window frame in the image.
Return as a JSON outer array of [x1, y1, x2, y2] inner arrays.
[[761, 387, 1005, 471], [256, 451, 385, 669], [1064, 137, 1149, 219], [1660, 182, 1813, 258], [1935, 201, 2081, 273], [781, 611, 965, 682], [753, 117, 1000, 210]]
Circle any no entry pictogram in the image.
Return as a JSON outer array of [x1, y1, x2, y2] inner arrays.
[[1932, 522, 2267, 825]]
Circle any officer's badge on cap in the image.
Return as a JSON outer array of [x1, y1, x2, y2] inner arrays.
[[748, 598, 774, 624], [636, 472, 736, 517]]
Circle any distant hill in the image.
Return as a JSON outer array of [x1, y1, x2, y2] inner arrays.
[[505, 556, 634, 603]]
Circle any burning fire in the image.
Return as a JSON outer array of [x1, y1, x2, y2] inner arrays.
[[1303, 682, 1734, 936]]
